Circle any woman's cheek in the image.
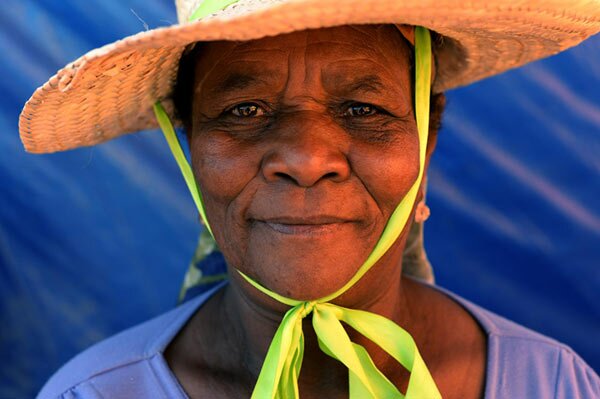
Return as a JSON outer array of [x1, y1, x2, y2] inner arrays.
[[191, 134, 257, 197], [190, 133, 263, 238], [349, 138, 420, 217]]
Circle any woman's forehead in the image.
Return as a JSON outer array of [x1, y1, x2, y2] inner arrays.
[[202, 24, 409, 54], [193, 24, 412, 97]]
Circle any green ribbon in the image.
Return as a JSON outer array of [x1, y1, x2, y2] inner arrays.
[[156, 4, 440, 396], [153, 102, 213, 238], [188, 0, 241, 21]]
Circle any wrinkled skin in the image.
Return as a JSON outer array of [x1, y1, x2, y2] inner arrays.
[[165, 25, 486, 399], [190, 24, 419, 303]]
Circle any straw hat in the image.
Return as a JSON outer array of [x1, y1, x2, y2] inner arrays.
[[19, 0, 600, 153]]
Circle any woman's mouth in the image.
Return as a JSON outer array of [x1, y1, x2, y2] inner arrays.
[[253, 217, 353, 236]]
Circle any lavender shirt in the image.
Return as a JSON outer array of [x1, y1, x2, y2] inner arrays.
[[38, 282, 599, 398]]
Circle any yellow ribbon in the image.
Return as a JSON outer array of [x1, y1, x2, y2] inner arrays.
[[188, 0, 241, 20], [156, 5, 440, 397]]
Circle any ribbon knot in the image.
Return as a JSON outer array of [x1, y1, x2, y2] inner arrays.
[[299, 301, 317, 319], [250, 300, 440, 399]]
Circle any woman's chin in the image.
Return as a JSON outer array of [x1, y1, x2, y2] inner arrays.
[[244, 249, 367, 301], [224, 218, 380, 301]]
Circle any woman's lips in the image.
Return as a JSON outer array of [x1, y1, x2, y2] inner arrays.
[[253, 217, 354, 236]]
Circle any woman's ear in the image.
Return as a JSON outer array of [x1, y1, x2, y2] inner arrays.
[[414, 174, 431, 223], [415, 92, 445, 222]]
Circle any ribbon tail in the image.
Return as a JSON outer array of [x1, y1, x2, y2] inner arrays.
[[350, 342, 406, 399], [312, 305, 401, 398], [325, 304, 441, 399], [277, 316, 305, 399], [405, 348, 438, 399], [251, 305, 305, 399]]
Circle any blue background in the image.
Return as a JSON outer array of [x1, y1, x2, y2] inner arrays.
[[0, 1, 598, 397]]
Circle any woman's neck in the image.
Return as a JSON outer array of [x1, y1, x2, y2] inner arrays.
[[220, 258, 418, 396], [167, 269, 487, 398]]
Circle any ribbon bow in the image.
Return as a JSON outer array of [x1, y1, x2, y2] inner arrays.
[[241, 274, 440, 398], [154, 3, 441, 397]]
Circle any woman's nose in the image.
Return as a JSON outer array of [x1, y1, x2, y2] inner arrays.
[[261, 113, 351, 187]]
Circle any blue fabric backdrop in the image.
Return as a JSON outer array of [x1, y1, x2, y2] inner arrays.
[[1, 1, 598, 397]]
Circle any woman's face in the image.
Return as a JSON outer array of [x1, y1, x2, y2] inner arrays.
[[189, 25, 424, 300]]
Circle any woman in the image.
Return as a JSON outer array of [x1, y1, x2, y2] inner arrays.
[[20, 0, 599, 398]]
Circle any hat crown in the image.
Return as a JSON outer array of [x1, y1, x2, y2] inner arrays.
[[176, 0, 286, 23], [176, 0, 200, 23]]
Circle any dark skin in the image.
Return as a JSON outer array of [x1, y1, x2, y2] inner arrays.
[[166, 25, 486, 398]]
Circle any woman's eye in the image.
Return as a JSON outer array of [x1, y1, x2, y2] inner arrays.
[[229, 103, 265, 117], [343, 103, 378, 117]]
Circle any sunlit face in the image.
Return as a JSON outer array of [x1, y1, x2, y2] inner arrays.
[[188, 25, 426, 300]]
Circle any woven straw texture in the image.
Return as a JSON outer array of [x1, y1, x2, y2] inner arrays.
[[19, 0, 600, 153]]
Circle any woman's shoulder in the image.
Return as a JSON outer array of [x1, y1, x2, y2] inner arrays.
[[477, 306, 599, 398], [437, 285, 600, 398], [36, 284, 224, 399]]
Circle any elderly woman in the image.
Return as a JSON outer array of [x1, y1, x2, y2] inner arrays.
[[20, 0, 599, 398]]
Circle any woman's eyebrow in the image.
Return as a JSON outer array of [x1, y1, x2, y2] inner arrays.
[[344, 75, 385, 94], [209, 72, 277, 95], [324, 73, 394, 96]]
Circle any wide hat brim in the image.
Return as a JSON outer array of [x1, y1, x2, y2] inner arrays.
[[19, 0, 600, 153]]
